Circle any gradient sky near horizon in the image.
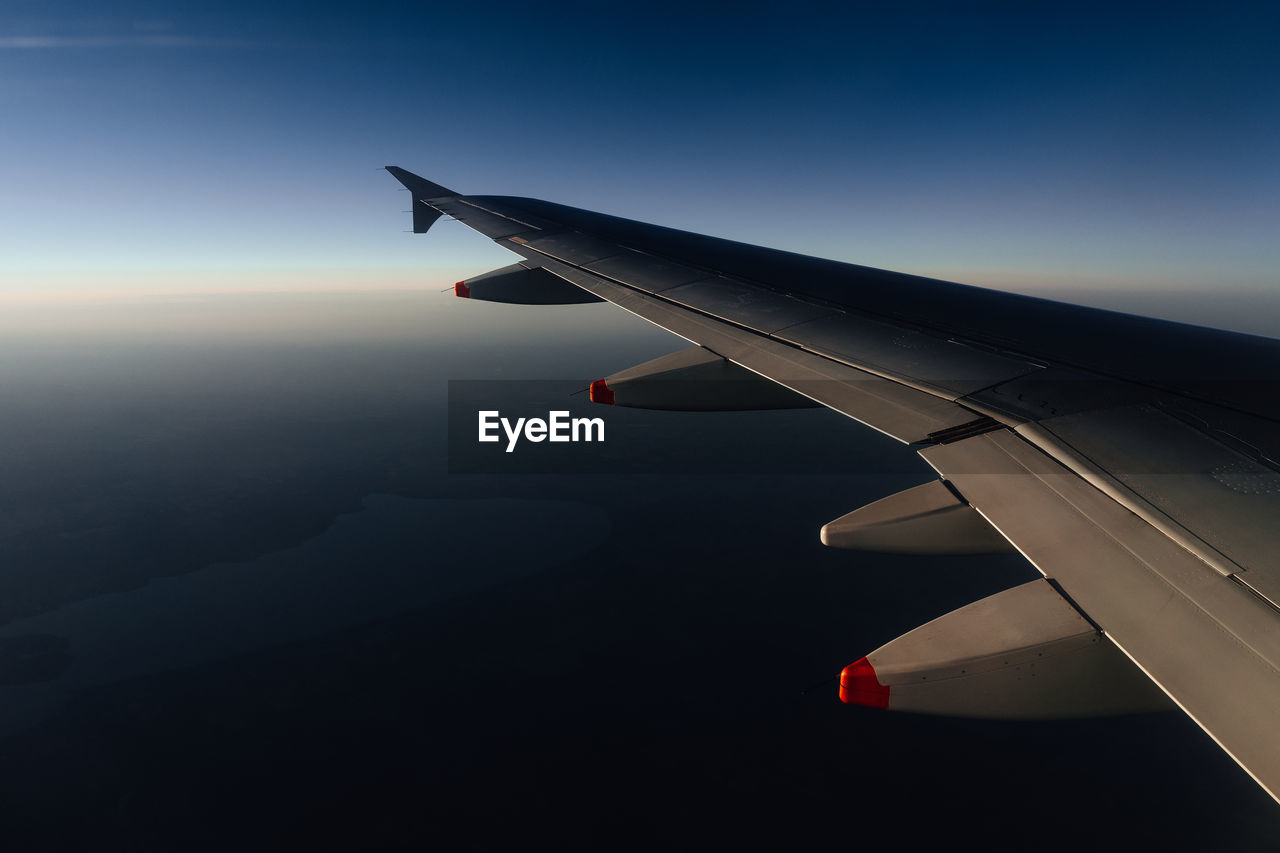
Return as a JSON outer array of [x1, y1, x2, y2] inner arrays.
[[3, 1, 1278, 318]]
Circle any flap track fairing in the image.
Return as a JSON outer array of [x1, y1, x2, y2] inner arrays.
[[455, 263, 603, 305], [840, 579, 1173, 719], [590, 346, 821, 411], [821, 479, 1015, 555]]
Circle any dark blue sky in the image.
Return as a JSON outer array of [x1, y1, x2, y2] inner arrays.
[[4, 1, 1278, 319]]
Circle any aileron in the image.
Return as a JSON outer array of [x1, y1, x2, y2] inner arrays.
[[537, 257, 985, 443]]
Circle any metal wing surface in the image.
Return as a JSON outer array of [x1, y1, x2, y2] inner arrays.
[[388, 166, 1280, 802]]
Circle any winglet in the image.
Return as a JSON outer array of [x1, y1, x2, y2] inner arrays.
[[384, 166, 458, 234]]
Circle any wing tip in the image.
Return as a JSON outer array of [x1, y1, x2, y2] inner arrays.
[[384, 166, 458, 200]]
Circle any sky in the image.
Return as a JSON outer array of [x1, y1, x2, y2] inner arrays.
[[3, 1, 1279, 327]]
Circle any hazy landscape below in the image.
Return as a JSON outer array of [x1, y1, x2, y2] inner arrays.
[[0, 290, 1276, 849]]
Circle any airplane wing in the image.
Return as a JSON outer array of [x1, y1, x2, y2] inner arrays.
[[387, 166, 1280, 802]]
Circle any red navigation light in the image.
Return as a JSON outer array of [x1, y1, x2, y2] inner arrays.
[[589, 379, 615, 405], [454, 280, 471, 298], [839, 656, 890, 709]]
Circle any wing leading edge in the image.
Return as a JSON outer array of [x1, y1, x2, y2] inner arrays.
[[387, 166, 1280, 803]]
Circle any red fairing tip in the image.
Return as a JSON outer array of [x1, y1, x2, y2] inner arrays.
[[454, 280, 471, 298], [839, 656, 890, 709], [589, 379, 615, 405]]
